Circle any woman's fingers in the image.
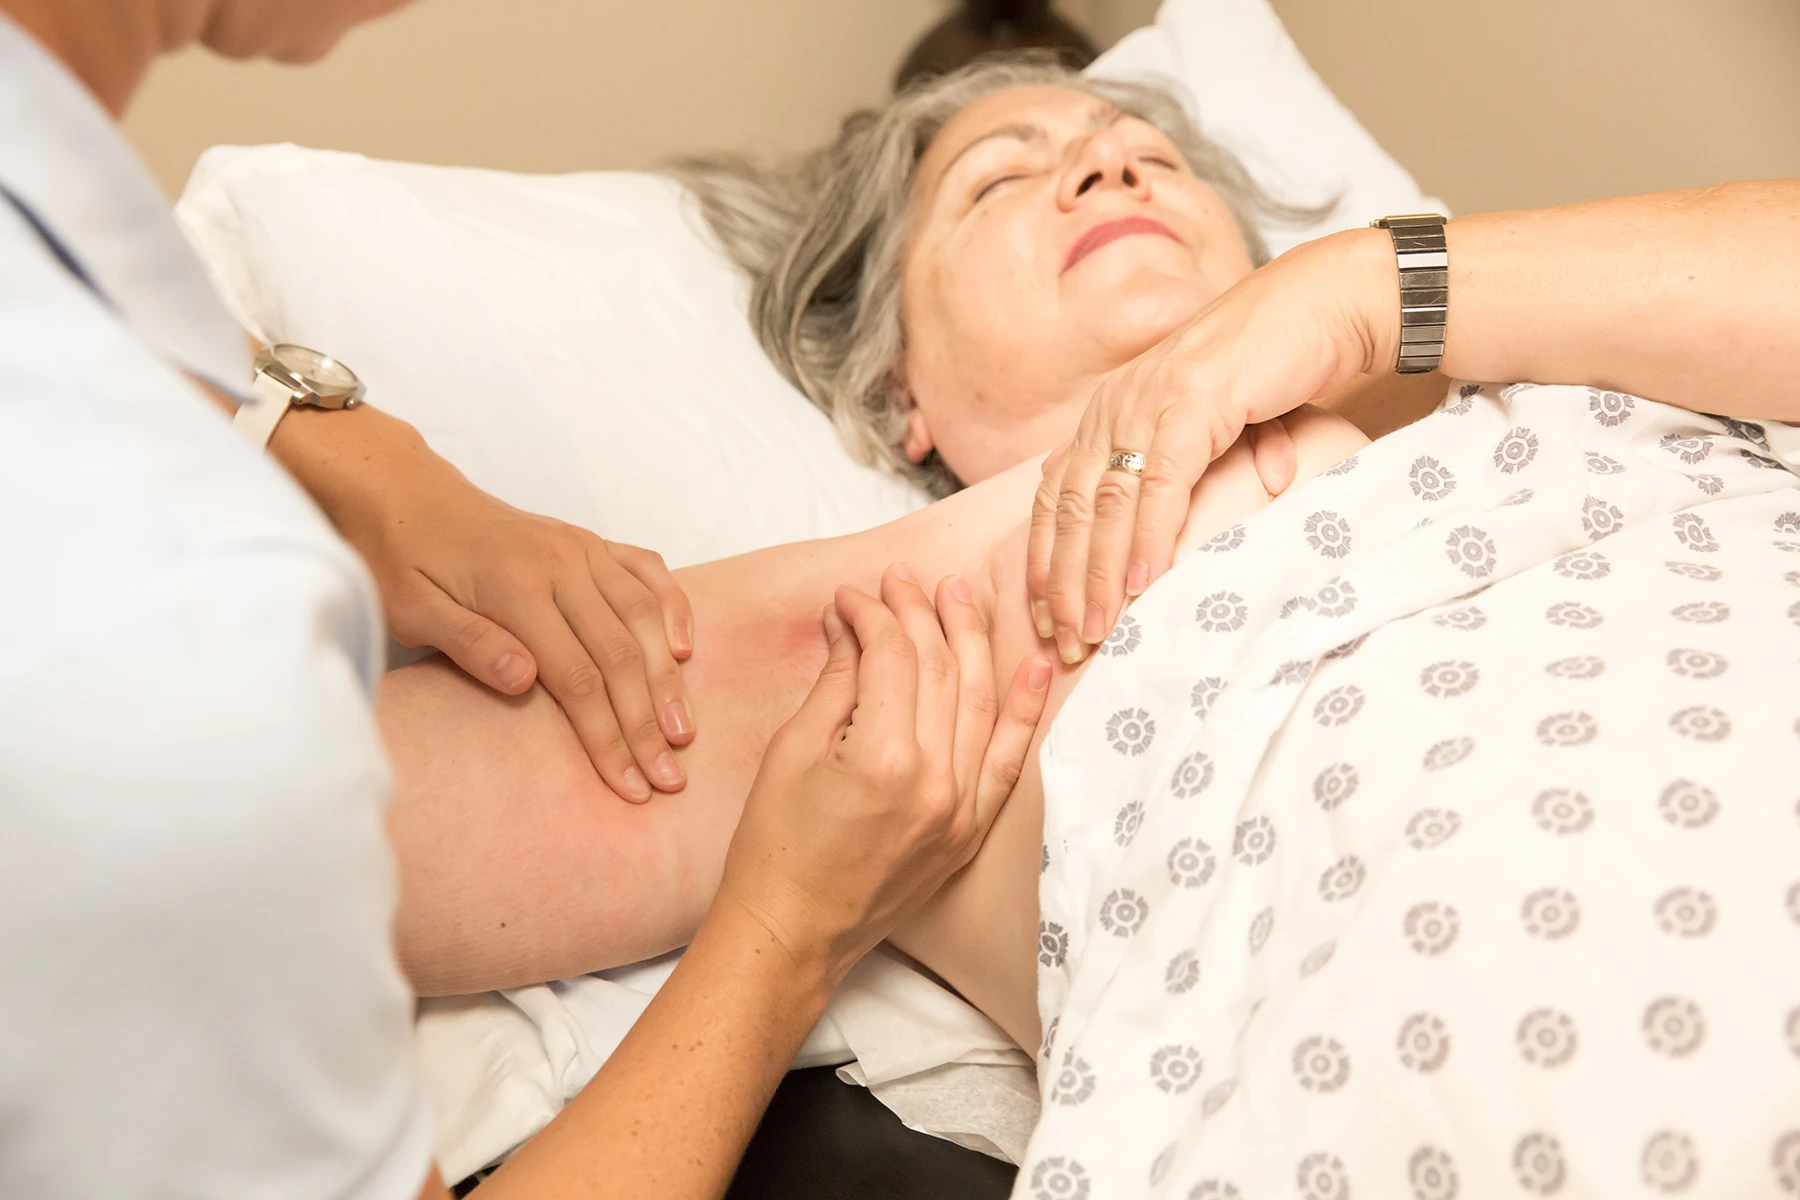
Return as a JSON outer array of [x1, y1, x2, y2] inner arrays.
[[972, 655, 1053, 836], [394, 575, 537, 695], [1123, 408, 1222, 607], [933, 573, 1000, 798], [1044, 414, 1122, 663], [877, 565, 959, 772], [1026, 443, 1071, 642], [588, 545, 695, 748], [609, 540, 694, 660], [1246, 416, 1298, 497]]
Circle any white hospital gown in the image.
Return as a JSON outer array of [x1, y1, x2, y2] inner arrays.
[[1025, 384, 1800, 1198]]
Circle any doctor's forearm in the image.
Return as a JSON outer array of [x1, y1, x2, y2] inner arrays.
[[1430, 180, 1800, 416]]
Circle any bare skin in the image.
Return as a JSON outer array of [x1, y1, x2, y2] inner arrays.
[[382, 407, 1368, 1049]]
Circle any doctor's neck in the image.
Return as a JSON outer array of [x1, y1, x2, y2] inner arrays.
[[0, 0, 201, 113]]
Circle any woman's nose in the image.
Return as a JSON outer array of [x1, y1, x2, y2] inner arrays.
[[1057, 130, 1153, 210]]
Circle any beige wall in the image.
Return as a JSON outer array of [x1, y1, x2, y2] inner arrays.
[[125, 0, 1799, 215]]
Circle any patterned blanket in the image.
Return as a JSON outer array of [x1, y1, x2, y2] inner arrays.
[[1026, 383, 1800, 1199]]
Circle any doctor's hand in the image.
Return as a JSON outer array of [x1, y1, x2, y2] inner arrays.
[[273, 406, 694, 802], [1026, 228, 1397, 662], [716, 566, 1051, 979]]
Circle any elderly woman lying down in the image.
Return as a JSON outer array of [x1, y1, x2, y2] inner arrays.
[[382, 60, 1800, 1195]]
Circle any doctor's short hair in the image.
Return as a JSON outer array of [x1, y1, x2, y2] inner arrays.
[[671, 55, 1301, 498]]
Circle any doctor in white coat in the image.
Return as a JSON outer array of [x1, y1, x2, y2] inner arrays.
[[0, 1, 1051, 1197]]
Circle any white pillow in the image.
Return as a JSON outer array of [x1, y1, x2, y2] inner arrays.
[[176, 146, 928, 569], [1089, 0, 1448, 257]]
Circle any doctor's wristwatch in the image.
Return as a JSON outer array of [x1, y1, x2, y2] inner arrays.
[[233, 343, 367, 450]]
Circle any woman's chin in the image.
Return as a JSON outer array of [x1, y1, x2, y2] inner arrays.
[[1076, 278, 1208, 363]]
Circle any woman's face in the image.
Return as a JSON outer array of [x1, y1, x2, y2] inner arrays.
[[899, 85, 1257, 484]]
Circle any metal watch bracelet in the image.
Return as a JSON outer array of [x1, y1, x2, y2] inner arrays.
[[1370, 213, 1448, 374]]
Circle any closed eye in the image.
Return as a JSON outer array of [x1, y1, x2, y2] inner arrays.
[[974, 174, 1023, 202], [1139, 155, 1182, 172]]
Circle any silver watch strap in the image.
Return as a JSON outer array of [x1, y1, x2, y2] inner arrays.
[[1371, 213, 1448, 375], [233, 369, 296, 450]]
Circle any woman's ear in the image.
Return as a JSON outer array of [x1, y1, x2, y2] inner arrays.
[[901, 405, 935, 464]]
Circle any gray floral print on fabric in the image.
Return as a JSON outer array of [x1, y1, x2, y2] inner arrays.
[[1445, 525, 1499, 576], [1041, 843, 1050, 875], [1319, 855, 1367, 900], [1196, 592, 1248, 632], [1495, 426, 1540, 474], [1314, 762, 1360, 809], [1503, 487, 1536, 506], [1672, 600, 1730, 624], [1113, 800, 1145, 846], [1661, 432, 1714, 464], [1654, 887, 1718, 937], [1304, 510, 1353, 558], [1790, 599, 1800, 629], [1786, 1007, 1800, 1058], [1445, 383, 1480, 415], [1314, 577, 1358, 617], [1775, 1132, 1800, 1195], [1098, 614, 1142, 657], [1522, 888, 1582, 939], [1279, 595, 1317, 620], [1641, 1131, 1699, 1193], [1589, 387, 1635, 426], [1297, 1152, 1351, 1200], [1106, 708, 1156, 755], [1545, 655, 1606, 680], [1323, 453, 1359, 477], [1778, 512, 1800, 534], [1201, 1079, 1236, 1117], [1405, 903, 1461, 955], [1050, 1050, 1096, 1105], [1406, 809, 1463, 849], [1397, 1013, 1451, 1071], [1249, 907, 1274, 954], [1190, 676, 1225, 718], [1233, 817, 1277, 865], [1553, 550, 1611, 580], [1741, 448, 1787, 469], [1516, 1008, 1579, 1067], [1787, 882, 1800, 926], [1167, 838, 1216, 889], [1778, 540, 1800, 554], [1435, 605, 1488, 631], [1500, 383, 1534, 401], [1513, 1133, 1568, 1195], [1170, 751, 1214, 798], [1200, 525, 1245, 554], [1150, 1044, 1203, 1094], [1667, 648, 1727, 678], [1409, 1146, 1459, 1200], [1186, 1181, 1242, 1200], [1038, 921, 1069, 967], [1585, 452, 1626, 475], [1719, 415, 1771, 448], [1421, 660, 1480, 697], [1672, 513, 1721, 553], [1299, 940, 1336, 977], [1545, 601, 1603, 629], [1039, 1017, 1058, 1061], [1029, 1156, 1090, 1200], [1532, 789, 1595, 834], [1410, 455, 1458, 500], [1148, 1143, 1177, 1188], [1582, 495, 1626, 540], [1659, 779, 1721, 827], [1313, 685, 1367, 727], [1292, 1036, 1350, 1091], [1165, 948, 1201, 994], [1270, 660, 1315, 685], [1536, 711, 1599, 747], [1099, 889, 1148, 937], [1670, 706, 1731, 742], [1643, 996, 1706, 1056], [1323, 632, 1369, 659], [1667, 561, 1723, 581], [1689, 473, 1725, 495]]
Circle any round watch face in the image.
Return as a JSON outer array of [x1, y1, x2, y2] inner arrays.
[[271, 343, 359, 391]]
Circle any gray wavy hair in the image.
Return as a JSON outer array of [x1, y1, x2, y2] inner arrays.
[[671, 55, 1305, 496]]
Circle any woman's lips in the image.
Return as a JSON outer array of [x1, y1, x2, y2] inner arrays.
[[1062, 216, 1184, 273]]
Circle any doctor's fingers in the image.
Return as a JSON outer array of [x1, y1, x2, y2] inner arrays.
[[607, 540, 694, 660], [876, 566, 962, 775], [392, 572, 537, 696], [931, 573, 1000, 800], [971, 655, 1052, 838], [586, 545, 694, 747]]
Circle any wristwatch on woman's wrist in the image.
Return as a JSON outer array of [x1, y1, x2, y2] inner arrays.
[[234, 343, 367, 450], [1370, 214, 1448, 374]]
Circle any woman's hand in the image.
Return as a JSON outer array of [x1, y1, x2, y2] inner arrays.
[[274, 406, 695, 802], [1026, 229, 1396, 662], [715, 565, 1052, 980]]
